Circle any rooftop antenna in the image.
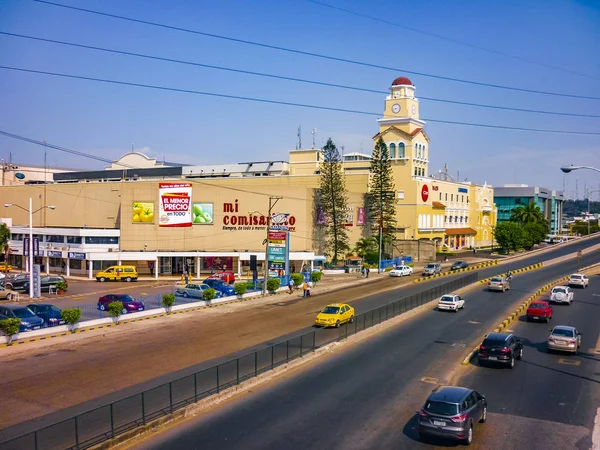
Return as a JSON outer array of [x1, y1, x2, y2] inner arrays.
[[341, 145, 345, 161], [296, 126, 302, 150], [311, 128, 317, 149]]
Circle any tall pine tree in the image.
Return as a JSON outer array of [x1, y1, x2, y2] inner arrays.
[[318, 138, 350, 265], [368, 137, 397, 252]]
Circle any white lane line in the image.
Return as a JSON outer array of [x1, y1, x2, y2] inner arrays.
[[592, 407, 600, 450]]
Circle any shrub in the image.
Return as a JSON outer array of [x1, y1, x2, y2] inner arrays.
[[61, 308, 82, 331], [55, 280, 68, 292], [107, 301, 124, 321], [203, 288, 216, 301], [291, 273, 304, 288], [311, 271, 322, 283], [266, 278, 280, 292], [0, 318, 21, 344], [234, 283, 247, 296], [162, 294, 176, 313]]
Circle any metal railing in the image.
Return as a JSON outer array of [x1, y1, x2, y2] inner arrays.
[[0, 272, 477, 450]]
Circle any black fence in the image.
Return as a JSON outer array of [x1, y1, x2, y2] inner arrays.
[[0, 272, 477, 450]]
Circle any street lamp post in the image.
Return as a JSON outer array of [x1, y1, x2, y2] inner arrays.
[[4, 198, 55, 298], [249, 196, 281, 297], [560, 165, 600, 174]]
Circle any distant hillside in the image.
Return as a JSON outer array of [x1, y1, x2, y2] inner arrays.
[[563, 199, 600, 216]]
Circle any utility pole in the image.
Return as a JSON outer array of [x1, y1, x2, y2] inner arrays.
[[263, 196, 282, 296]]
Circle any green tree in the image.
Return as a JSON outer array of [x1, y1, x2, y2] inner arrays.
[[107, 301, 124, 323], [318, 138, 350, 265], [523, 222, 549, 247], [61, 308, 82, 332], [367, 137, 396, 255], [353, 237, 377, 258], [494, 222, 524, 253], [510, 203, 547, 225], [571, 220, 599, 236], [0, 318, 21, 344], [161, 293, 176, 313], [0, 223, 10, 274]]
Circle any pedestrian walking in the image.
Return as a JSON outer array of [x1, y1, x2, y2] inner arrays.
[[184, 271, 189, 284], [288, 277, 294, 294], [303, 281, 308, 297], [365, 266, 369, 278]]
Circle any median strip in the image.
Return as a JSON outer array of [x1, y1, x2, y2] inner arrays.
[[478, 262, 543, 284], [413, 260, 499, 284]]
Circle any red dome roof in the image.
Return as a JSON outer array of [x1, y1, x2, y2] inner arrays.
[[392, 76, 413, 86]]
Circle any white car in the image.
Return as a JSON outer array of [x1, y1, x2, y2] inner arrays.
[[389, 265, 413, 277], [550, 286, 574, 305], [568, 273, 589, 289], [437, 294, 465, 312]]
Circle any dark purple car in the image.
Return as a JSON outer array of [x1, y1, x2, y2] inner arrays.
[[98, 294, 145, 314]]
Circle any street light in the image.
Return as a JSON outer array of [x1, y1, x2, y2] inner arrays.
[[249, 196, 281, 297], [560, 165, 600, 174], [4, 199, 55, 299]]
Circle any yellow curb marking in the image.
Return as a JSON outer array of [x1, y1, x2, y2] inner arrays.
[[558, 358, 580, 366]]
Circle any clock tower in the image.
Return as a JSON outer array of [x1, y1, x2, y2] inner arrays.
[[383, 77, 420, 120]]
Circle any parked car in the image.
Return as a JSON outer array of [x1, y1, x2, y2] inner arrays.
[[208, 271, 236, 284], [423, 263, 442, 276], [417, 386, 487, 445], [437, 294, 465, 312], [0, 304, 44, 331], [550, 286, 574, 305], [450, 261, 468, 270], [478, 332, 523, 368], [97, 294, 145, 314], [389, 265, 413, 277], [202, 278, 235, 296], [27, 304, 64, 327], [23, 276, 68, 293], [95, 265, 138, 282], [0, 285, 11, 300], [175, 283, 213, 299], [4, 273, 30, 290], [488, 277, 510, 292], [526, 301, 553, 323], [548, 325, 581, 354], [568, 273, 589, 289], [314, 303, 354, 328]]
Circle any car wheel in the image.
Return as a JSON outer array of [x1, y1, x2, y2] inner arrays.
[[99, 304, 106, 311], [6, 283, 12, 290], [480, 406, 487, 423], [99, 277, 106, 282], [349, 315, 354, 323], [183, 292, 189, 298], [509, 357, 515, 369], [335, 320, 340, 328], [126, 277, 132, 282], [122, 308, 127, 315], [517, 348, 523, 360], [464, 423, 473, 445]]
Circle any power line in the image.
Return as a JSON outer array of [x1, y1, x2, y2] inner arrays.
[[2, 65, 600, 136], [31, 0, 600, 101], [2, 31, 599, 119], [305, 0, 600, 81]]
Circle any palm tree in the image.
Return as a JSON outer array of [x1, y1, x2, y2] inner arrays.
[[510, 203, 546, 225], [353, 237, 378, 259]]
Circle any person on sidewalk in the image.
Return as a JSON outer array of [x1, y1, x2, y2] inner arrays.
[[365, 266, 369, 278], [288, 278, 294, 294], [302, 281, 308, 297]]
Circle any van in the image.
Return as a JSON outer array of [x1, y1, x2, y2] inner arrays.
[[96, 266, 138, 282]]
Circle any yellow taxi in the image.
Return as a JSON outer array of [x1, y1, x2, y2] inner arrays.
[[315, 303, 355, 328], [0, 262, 12, 272]]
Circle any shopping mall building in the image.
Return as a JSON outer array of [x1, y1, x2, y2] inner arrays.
[[0, 76, 496, 279]]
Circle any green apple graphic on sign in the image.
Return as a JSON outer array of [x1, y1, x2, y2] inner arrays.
[[192, 203, 214, 224]]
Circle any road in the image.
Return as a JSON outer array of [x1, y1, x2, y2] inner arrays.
[[0, 237, 598, 447], [133, 249, 600, 450]]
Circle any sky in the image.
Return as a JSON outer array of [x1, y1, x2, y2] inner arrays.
[[0, 0, 599, 199]]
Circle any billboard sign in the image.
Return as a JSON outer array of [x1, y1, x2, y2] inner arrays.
[[32, 264, 41, 298], [159, 183, 192, 227], [23, 237, 40, 257], [192, 203, 214, 225], [133, 202, 155, 223]]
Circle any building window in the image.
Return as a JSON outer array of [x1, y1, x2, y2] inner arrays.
[[67, 236, 83, 244], [85, 236, 119, 245], [398, 142, 405, 158], [414, 167, 418, 176], [439, 192, 442, 201], [461, 195, 464, 203], [451, 194, 454, 202], [46, 235, 65, 243], [445, 193, 448, 201], [389, 143, 396, 159], [397, 190, 405, 200], [10, 234, 24, 241]]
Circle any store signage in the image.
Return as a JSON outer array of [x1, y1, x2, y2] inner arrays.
[[268, 232, 287, 247], [357, 207, 366, 226], [159, 183, 192, 227], [133, 202, 155, 224], [192, 203, 214, 225], [458, 187, 468, 193], [267, 231, 289, 274], [432, 185, 439, 191], [68, 252, 86, 260], [221, 200, 297, 231], [47, 251, 62, 258], [421, 185, 429, 202], [15, 172, 25, 180], [23, 237, 40, 257], [32, 264, 41, 298]]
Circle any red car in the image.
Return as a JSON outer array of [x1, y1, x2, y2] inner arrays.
[[97, 294, 145, 314], [526, 301, 553, 322]]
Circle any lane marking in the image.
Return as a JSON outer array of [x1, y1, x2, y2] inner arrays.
[[420, 377, 439, 384], [558, 358, 580, 366], [467, 320, 480, 324], [505, 329, 515, 333], [592, 407, 600, 450], [452, 343, 466, 348]]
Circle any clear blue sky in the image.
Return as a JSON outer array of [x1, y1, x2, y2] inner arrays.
[[0, 0, 599, 199]]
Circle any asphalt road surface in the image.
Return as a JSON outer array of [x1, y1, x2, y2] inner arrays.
[[133, 247, 600, 449]]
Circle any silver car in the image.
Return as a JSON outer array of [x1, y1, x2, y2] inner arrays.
[[488, 277, 510, 292], [548, 325, 581, 354], [423, 263, 442, 276]]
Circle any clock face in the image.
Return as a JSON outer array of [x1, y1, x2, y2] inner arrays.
[[412, 105, 417, 114], [392, 104, 401, 114]]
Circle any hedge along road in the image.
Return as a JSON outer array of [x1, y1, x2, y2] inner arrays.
[[129, 245, 600, 450], [0, 238, 598, 443]]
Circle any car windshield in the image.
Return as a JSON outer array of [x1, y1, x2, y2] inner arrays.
[[570, 275, 582, 279], [529, 303, 547, 309], [482, 337, 507, 347], [440, 296, 456, 302], [552, 329, 574, 338], [552, 288, 566, 294], [453, 261, 464, 266], [491, 278, 502, 282], [12, 308, 36, 319], [425, 401, 459, 416], [118, 295, 136, 302], [321, 306, 340, 314], [426, 264, 436, 269]]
